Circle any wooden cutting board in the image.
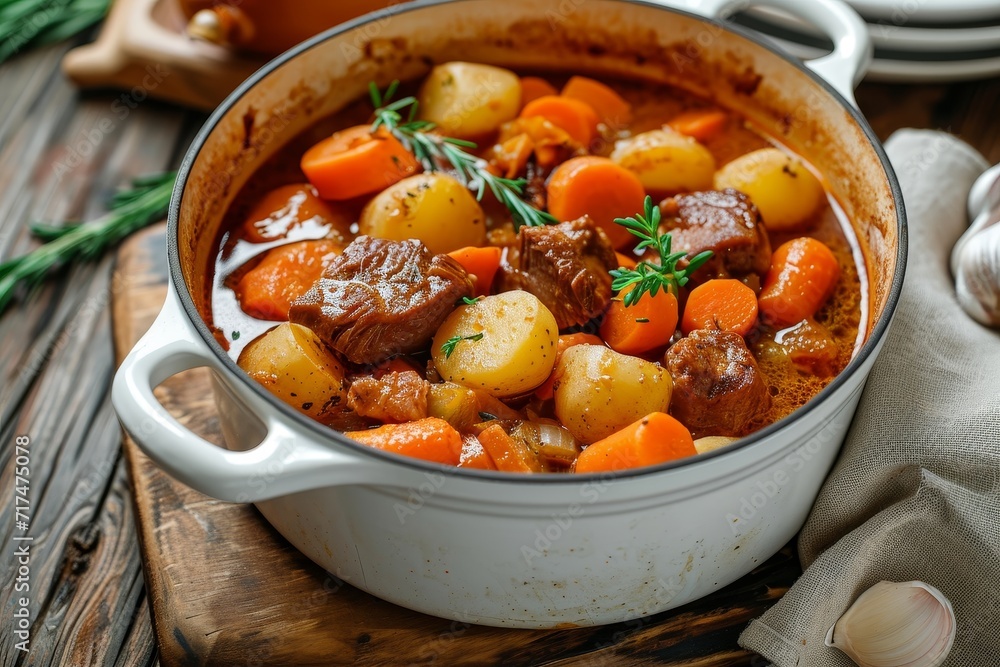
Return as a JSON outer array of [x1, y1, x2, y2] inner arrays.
[[112, 222, 800, 667]]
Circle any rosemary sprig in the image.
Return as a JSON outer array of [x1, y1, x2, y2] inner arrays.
[[0, 171, 176, 313], [370, 81, 556, 230], [441, 332, 484, 358], [609, 196, 713, 307], [0, 0, 111, 65]]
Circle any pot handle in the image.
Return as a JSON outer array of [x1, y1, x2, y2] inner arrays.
[[685, 0, 872, 106], [112, 288, 384, 503]]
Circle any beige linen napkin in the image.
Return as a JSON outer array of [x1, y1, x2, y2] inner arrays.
[[738, 130, 1000, 666]]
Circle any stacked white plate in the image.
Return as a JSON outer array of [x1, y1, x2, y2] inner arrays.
[[732, 0, 1000, 82]]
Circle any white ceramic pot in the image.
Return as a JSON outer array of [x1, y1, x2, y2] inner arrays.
[[113, 0, 906, 629]]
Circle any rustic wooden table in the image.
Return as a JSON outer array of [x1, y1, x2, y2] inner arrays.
[[1, 34, 998, 667]]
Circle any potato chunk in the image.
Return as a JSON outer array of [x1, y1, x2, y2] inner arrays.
[[431, 291, 558, 397], [553, 345, 673, 444], [238, 323, 348, 424], [714, 147, 824, 231], [418, 62, 522, 139], [359, 173, 486, 255], [611, 127, 715, 193]]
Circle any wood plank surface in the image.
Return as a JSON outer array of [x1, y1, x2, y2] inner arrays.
[[112, 222, 797, 666], [0, 20, 998, 667], [0, 34, 201, 667]]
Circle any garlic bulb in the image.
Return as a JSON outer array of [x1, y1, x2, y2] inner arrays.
[[825, 581, 956, 667], [952, 163, 1000, 328]]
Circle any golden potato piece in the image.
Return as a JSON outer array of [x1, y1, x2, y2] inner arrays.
[[611, 127, 715, 193], [418, 62, 522, 139], [432, 291, 558, 397], [714, 147, 825, 231], [359, 173, 487, 255], [553, 345, 673, 444], [238, 323, 348, 424]]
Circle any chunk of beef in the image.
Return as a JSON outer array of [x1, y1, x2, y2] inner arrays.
[[496, 217, 617, 329], [347, 371, 430, 423], [290, 237, 473, 365], [659, 189, 771, 279], [663, 329, 770, 438]]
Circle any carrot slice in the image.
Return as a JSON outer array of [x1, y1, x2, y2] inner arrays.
[[346, 417, 463, 466], [561, 76, 632, 126], [448, 246, 502, 296], [681, 278, 759, 337], [600, 287, 678, 356], [758, 237, 840, 327], [301, 125, 420, 200], [241, 184, 345, 243], [574, 412, 696, 473], [458, 434, 498, 470], [520, 76, 559, 106], [477, 423, 543, 473], [546, 156, 647, 248], [535, 333, 604, 400], [615, 251, 638, 270], [236, 239, 342, 320], [519, 95, 599, 148], [667, 109, 728, 143]]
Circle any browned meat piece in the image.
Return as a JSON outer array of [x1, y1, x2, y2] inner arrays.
[[347, 371, 430, 423], [495, 217, 617, 329], [290, 237, 473, 365], [659, 189, 771, 279], [663, 329, 771, 438]]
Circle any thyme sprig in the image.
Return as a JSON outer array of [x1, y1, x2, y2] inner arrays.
[[609, 196, 713, 307], [0, 171, 176, 313], [370, 81, 556, 230], [440, 332, 484, 358]]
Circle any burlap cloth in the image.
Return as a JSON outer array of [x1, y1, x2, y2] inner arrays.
[[738, 130, 1000, 665]]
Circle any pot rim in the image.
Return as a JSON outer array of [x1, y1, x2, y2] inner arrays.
[[166, 0, 907, 485]]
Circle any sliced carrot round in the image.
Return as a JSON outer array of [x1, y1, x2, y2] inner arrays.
[[561, 75, 632, 127], [447, 246, 502, 296], [301, 125, 420, 201], [519, 95, 599, 147], [667, 108, 728, 143], [346, 417, 462, 466], [241, 184, 345, 242], [236, 239, 343, 320], [681, 279, 759, 337], [574, 412, 695, 474], [600, 287, 678, 356], [758, 237, 840, 327], [520, 76, 559, 106], [546, 156, 647, 248]]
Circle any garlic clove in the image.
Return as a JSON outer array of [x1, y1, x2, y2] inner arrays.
[[953, 219, 1000, 327], [825, 581, 956, 667], [952, 164, 1000, 328]]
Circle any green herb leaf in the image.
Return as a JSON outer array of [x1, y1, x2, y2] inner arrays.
[[370, 81, 556, 230], [440, 332, 484, 359], [231, 331, 240, 340], [0, 171, 176, 314], [0, 0, 111, 65], [461, 296, 482, 305], [609, 196, 713, 307]]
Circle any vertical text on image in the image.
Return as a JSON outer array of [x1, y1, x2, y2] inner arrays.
[[12, 434, 34, 653]]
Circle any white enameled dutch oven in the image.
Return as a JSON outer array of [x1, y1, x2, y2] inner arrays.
[[113, 0, 906, 628]]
